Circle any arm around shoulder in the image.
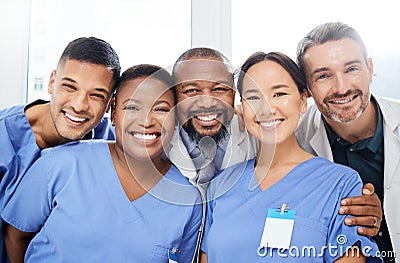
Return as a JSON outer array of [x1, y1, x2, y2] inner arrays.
[[3, 223, 36, 263], [334, 246, 366, 263], [200, 252, 208, 263]]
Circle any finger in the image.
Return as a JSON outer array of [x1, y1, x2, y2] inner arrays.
[[344, 215, 380, 228], [341, 193, 381, 206], [357, 226, 379, 237], [362, 183, 375, 195], [339, 205, 381, 217]]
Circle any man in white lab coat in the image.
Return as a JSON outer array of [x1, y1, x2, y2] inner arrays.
[[167, 47, 257, 185], [296, 22, 398, 262]]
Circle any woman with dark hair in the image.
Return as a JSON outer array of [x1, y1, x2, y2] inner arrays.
[[200, 52, 381, 262], [3, 64, 201, 263]]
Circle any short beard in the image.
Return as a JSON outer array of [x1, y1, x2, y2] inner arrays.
[[326, 108, 364, 123], [322, 89, 370, 123], [183, 119, 230, 145]]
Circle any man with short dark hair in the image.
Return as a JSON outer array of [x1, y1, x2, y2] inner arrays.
[[168, 47, 257, 185], [0, 36, 120, 262]]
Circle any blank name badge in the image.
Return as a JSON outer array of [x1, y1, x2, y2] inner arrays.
[[259, 207, 296, 249]]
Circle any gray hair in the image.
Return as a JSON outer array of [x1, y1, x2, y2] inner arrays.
[[296, 22, 368, 79]]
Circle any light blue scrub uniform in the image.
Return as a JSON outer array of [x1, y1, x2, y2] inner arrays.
[[201, 157, 382, 263], [0, 101, 115, 262], [2, 140, 202, 262], [84, 115, 115, 140]]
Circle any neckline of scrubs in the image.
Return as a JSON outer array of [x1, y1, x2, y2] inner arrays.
[[241, 156, 318, 216], [8, 105, 40, 162], [102, 143, 174, 223]]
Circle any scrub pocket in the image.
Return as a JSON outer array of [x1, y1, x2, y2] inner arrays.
[[150, 245, 169, 262], [290, 215, 328, 262]]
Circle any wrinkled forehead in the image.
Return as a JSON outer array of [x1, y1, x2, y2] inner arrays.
[[174, 58, 233, 85]]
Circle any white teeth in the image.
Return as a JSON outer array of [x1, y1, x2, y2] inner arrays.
[[65, 112, 86, 122], [133, 133, 157, 140], [331, 97, 353, 104], [259, 120, 282, 128], [197, 114, 217, 121]]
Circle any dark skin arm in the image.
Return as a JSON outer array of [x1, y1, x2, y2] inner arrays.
[[202, 247, 366, 262], [3, 223, 36, 263], [200, 252, 208, 263], [335, 246, 366, 262], [339, 183, 382, 237]]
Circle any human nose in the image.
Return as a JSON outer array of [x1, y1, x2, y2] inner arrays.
[[196, 94, 218, 109], [257, 97, 276, 119], [138, 111, 155, 127], [332, 73, 349, 94], [70, 92, 89, 113]]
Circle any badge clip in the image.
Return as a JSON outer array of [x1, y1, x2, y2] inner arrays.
[[278, 203, 289, 214], [168, 247, 180, 263], [259, 204, 296, 251]]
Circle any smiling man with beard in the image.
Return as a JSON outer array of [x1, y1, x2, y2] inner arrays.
[[167, 47, 257, 186], [296, 22, 399, 262]]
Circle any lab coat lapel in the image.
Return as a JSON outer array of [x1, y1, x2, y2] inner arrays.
[[167, 127, 197, 183], [383, 126, 400, 188], [222, 127, 246, 168], [378, 97, 400, 258], [310, 112, 334, 161], [380, 100, 400, 188], [221, 115, 255, 169]]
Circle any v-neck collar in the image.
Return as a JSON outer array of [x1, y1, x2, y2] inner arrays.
[[241, 157, 318, 216], [103, 144, 161, 223]]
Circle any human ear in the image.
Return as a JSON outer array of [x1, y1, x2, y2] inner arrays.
[[367, 58, 374, 83], [109, 98, 116, 126], [47, 70, 57, 94], [300, 91, 308, 115]]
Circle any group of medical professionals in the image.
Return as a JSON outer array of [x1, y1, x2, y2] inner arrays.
[[0, 21, 398, 263]]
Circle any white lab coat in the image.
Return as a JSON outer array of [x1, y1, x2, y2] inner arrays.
[[167, 115, 258, 185]]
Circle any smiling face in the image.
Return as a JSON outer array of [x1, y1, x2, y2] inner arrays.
[[242, 60, 307, 145], [174, 58, 235, 144], [303, 38, 373, 123], [112, 76, 175, 161], [48, 59, 115, 141]]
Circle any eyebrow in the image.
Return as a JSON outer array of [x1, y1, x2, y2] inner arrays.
[[215, 80, 233, 86], [179, 82, 200, 88], [244, 84, 289, 94], [243, 88, 260, 94], [61, 77, 110, 95], [344, 59, 363, 66], [271, 84, 290, 90], [309, 67, 329, 78], [154, 99, 174, 107], [122, 98, 139, 105], [310, 59, 363, 78], [179, 79, 233, 88], [121, 98, 173, 107], [61, 77, 77, 83]]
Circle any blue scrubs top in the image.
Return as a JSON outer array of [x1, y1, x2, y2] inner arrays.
[[0, 104, 40, 263], [83, 116, 116, 140], [2, 140, 202, 262], [202, 157, 382, 263], [0, 100, 118, 262]]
